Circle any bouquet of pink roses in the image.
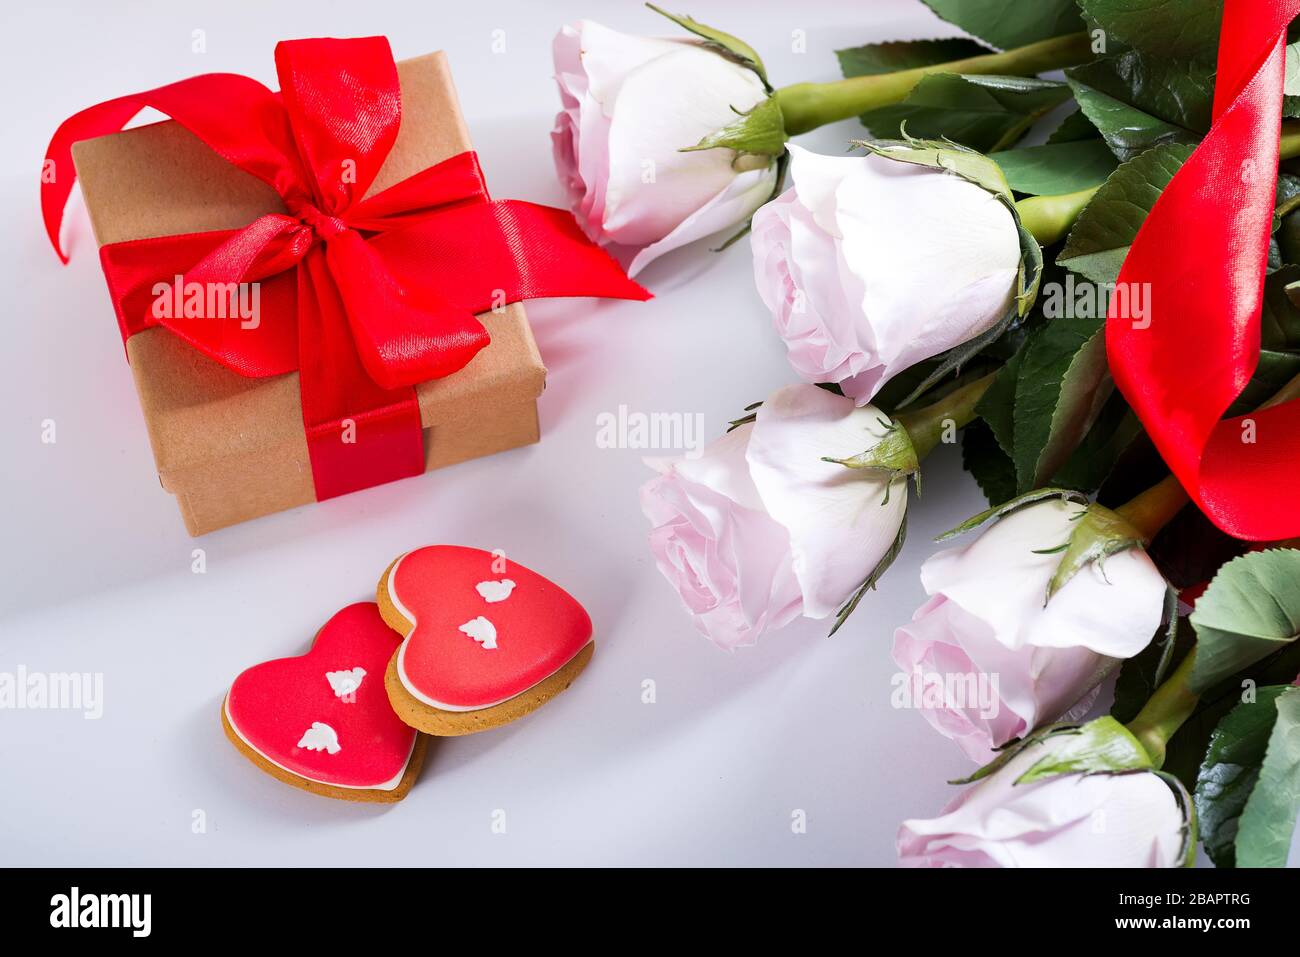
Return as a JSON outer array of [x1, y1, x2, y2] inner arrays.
[[554, 1, 1300, 868]]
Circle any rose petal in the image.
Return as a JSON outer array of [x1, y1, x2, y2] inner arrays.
[[628, 163, 776, 275], [898, 737, 1186, 867], [746, 384, 907, 619]]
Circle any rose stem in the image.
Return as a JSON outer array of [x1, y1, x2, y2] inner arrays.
[[1126, 649, 1199, 768], [896, 372, 997, 460], [1015, 187, 1099, 246], [1016, 122, 1300, 247], [777, 33, 1095, 136]]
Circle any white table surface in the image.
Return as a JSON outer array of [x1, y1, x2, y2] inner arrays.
[[2, 0, 1290, 867]]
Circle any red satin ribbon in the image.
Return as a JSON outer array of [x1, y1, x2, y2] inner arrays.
[[1108, 2, 1300, 541], [43, 36, 649, 500]]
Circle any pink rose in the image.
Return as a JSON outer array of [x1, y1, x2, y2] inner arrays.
[[750, 145, 1021, 404], [893, 498, 1167, 763], [898, 730, 1189, 868], [552, 20, 778, 276], [641, 384, 907, 649]]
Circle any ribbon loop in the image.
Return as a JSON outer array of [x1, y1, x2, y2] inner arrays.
[[1107, 0, 1300, 541], [324, 231, 489, 390], [273, 37, 402, 215]]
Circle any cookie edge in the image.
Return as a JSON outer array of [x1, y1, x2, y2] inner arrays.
[[376, 556, 415, 638], [221, 698, 428, 803], [384, 640, 594, 736]]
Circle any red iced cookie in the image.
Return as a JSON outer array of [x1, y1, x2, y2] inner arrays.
[[223, 602, 425, 801], [378, 545, 595, 735]]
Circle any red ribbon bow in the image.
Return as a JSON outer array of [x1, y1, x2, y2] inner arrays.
[[43, 36, 648, 500], [1108, 2, 1300, 541]]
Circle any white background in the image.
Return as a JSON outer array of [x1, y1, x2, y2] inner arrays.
[[1, 0, 1289, 867]]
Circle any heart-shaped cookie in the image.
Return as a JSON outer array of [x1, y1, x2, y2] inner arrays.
[[223, 602, 426, 802], [377, 545, 594, 735]]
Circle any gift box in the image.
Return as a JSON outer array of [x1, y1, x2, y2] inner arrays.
[[50, 40, 645, 535]]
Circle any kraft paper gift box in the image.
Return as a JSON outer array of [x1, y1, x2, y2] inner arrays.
[[70, 52, 546, 536]]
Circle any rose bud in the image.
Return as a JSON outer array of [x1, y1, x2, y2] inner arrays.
[[551, 19, 779, 276], [898, 718, 1193, 868], [640, 383, 908, 650], [893, 494, 1168, 763], [750, 143, 1024, 404]]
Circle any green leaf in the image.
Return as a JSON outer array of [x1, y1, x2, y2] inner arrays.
[[1064, 48, 1214, 161], [1194, 685, 1293, 868], [992, 139, 1118, 195], [645, 3, 768, 87], [1272, 182, 1300, 265], [1050, 394, 1142, 493], [683, 94, 785, 156], [1046, 108, 1102, 144], [961, 419, 1018, 506], [1077, 0, 1222, 61], [1285, 43, 1300, 118], [1273, 174, 1300, 227], [858, 74, 1072, 154], [1065, 73, 1199, 162], [1236, 687, 1300, 867], [1161, 637, 1300, 791], [973, 346, 1022, 460], [1189, 549, 1300, 694], [1058, 143, 1193, 283], [1261, 264, 1300, 350], [1068, 50, 1214, 136], [961, 336, 1024, 508], [1010, 315, 1111, 491], [837, 37, 989, 77], [1233, 351, 1300, 414], [919, 0, 1084, 50]]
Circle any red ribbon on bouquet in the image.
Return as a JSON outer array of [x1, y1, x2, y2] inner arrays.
[[43, 37, 648, 500], [1108, 1, 1300, 541]]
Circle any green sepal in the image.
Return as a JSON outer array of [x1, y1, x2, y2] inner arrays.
[[708, 137, 790, 255], [852, 133, 1012, 201], [645, 3, 769, 89], [822, 417, 920, 494], [828, 510, 908, 637], [935, 486, 1085, 543], [1155, 770, 1200, 868], [1044, 501, 1144, 603], [683, 94, 785, 157], [1016, 717, 1155, 784], [1152, 585, 1182, 689], [950, 716, 1154, 786]]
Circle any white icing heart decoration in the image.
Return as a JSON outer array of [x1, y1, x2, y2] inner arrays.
[[459, 616, 498, 650], [475, 579, 516, 603], [297, 721, 341, 754], [325, 666, 367, 698]]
